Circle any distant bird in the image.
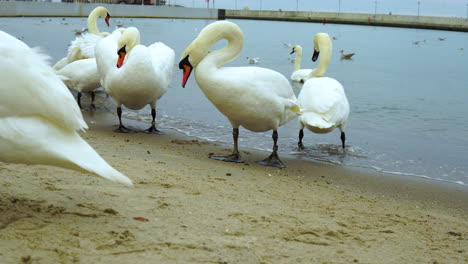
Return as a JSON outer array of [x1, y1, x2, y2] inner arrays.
[[438, 37, 446, 41], [340, 49, 355, 60], [246, 56, 260, 64], [283, 43, 292, 48], [95, 27, 175, 134], [332, 36, 338, 40], [412, 40, 421, 45], [298, 33, 350, 149], [0, 30, 132, 186]]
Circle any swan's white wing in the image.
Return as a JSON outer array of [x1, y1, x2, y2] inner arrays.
[[299, 77, 349, 125], [148, 42, 175, 88], [0, 116, 132, 186], [67, 33, 103, 62], [0, 30, 87, 131]]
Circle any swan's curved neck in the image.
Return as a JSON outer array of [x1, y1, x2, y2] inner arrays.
[[311, 38, 332, 77], [87, 9, 103, 35], [200, 23, 244, 67], [293, 47, 302, 72]]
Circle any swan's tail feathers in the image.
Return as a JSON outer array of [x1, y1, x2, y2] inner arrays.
[[0, 117, 133, 186], [300, 112, 335, 132]]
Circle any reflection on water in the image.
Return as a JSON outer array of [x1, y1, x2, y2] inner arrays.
[[2, 16, 467, 186]]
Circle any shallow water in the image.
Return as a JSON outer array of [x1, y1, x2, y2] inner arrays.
[[1, 17, 467, 186]]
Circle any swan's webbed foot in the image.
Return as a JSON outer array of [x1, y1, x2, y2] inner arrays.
[[210, 153, 244, 163], [256, 152, 286, 168], [144, 125, 164, 135], [298, 142, 305, 150], [113, 125, 135, 133]]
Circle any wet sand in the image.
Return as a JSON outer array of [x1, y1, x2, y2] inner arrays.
[[1, 110, 467, 264]]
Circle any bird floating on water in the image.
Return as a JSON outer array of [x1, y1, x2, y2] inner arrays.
[[340, 49, 355, 60]]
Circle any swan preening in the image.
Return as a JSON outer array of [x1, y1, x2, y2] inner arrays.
[[298, 33, 350, 149], [0, 30, 132, 186], [290, 45, 313, 83], [95, 27, 175, 133], [53, 6, 110, 71], [179, 21, 300, 168]]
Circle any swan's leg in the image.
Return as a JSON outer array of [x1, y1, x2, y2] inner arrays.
[[298, 129, 305, 150], [77, 92, 84, 109], [144, 108, 163, 135], [89, 91, 97, 111], [340, 131, 346, 149], [256, 130, 286, 168], [114, 106, 134, 133], [210, 128, 244, 163]]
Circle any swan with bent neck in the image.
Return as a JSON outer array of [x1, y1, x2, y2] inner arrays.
[[95, 27, 175, 134], [179, 21, 300, 168], [297, 33, 350, 149], [0, 30, 132, 186], [53, 6, 111, 70]]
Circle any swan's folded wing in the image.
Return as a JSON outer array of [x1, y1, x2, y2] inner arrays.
[[0, 32, 87, 131], [148, 42, 175, 84]]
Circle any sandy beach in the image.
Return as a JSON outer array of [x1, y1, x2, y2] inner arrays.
[[0, 110, 467, 264]]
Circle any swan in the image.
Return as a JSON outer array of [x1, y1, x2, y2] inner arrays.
[[0, 30, 132, 186], [340, 49, 355, 60], [298, 33, 350, 149], [95, 27, 175, 133], [289, 45, 313, 83], [56, 58, 101, 110], [53, 6, 110, 70], [178, 21, 300, 168]]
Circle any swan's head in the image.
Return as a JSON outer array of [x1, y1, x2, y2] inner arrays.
[[312, 33, 331, 62], [91, 6, 111, 27], [178, 31, 211, 88], [116, 27, 140, 68], [290, 45, 302, 55]]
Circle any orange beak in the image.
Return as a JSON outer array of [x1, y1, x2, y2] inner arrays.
[[117, 46, 126, 68], [178, 55, 192, 88], [105, 13, 110, 27]]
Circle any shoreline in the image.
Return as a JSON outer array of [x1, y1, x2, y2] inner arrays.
[[89, 110, 468, 212], [1, 109, 467, 263]]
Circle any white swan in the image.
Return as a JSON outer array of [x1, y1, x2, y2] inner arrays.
[[0, 30, 132, 186], [57, 58, 101, 110], [95, 27, 175, 133], [298, 33, 350, 149], [290, 45, 313, 83], [53, 6, 110, 70], [178, 21, 300, 168]]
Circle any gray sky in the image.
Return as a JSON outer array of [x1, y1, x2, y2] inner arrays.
[[168, 0, 468, 18]]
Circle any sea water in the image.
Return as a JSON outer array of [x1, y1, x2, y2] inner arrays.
[[1, 17, 467, 186]]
